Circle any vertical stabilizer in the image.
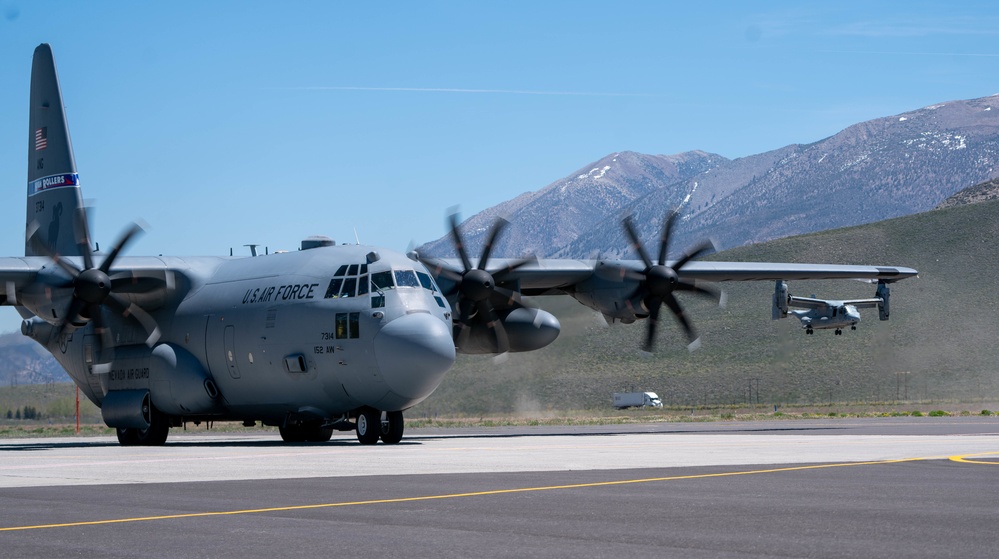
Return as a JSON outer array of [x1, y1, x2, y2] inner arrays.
[[26, 43, 84, 257]]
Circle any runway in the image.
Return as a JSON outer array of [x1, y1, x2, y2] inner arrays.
[[2, 418, 997, 558]]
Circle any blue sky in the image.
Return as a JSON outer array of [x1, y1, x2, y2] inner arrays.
[[0, 1, 998, 332]]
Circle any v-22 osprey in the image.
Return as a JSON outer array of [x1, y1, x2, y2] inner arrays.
[[772, 280, 890, 335]]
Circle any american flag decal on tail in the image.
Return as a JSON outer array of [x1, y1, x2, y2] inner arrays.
[[34, 127, 47, 151]]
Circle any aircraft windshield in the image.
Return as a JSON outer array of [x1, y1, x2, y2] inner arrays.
[[394, 270, 420, 288], [368, 268, 442, 298], [371, 271, 395, 291]]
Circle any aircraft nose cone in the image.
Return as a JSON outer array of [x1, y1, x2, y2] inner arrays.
[[374, 313, 456, 401]]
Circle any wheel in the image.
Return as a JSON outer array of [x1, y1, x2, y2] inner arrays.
[[117, 407, 169, 446], [280, 422, 334, 443], [116, 427, 140, 446], [355, 408, 380, 445], [379, 410, 404, 444], [305, 424, 334, 442], [279, 424, 306, 442]]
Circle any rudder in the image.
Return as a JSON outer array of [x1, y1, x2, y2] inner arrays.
[[26, 43, 85, 258]]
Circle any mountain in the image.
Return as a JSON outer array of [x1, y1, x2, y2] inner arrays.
[[418, 150, 726, 258], [420, 94, 999, 260], [0, 331, 66, 386], [937, 176, 999, 209]]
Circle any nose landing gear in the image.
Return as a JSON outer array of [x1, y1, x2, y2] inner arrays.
[[355, 407, 404, 445]]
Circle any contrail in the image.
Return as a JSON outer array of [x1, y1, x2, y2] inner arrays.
[[286, 86, 656, 97], [822, 50, 999, 57]]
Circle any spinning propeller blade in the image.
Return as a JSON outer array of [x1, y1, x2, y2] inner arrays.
[[418, 213, 533, 354], [28, 212, 173, 366], [619, 209, 722, 351]]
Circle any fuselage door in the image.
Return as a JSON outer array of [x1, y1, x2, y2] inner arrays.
[[224, 325, 241, 379]]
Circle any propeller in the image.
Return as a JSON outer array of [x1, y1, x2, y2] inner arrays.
[[620, 209, 722, 351], [418, 213, 534, 354], [28, 207, 172, 369]]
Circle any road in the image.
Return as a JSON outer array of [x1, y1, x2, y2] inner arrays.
[[1, 418, 996, 558]]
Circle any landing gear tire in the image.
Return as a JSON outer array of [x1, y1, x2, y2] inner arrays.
[[806, 328, 813, 335], [835, 329, 842, 336], [280, 422, 334, 443], [116, 406, 169, 446], [306, 426, 334, 442], [355, 407, 380, 445], [379, 410, 404, 444], [279, 424, 306, 443]]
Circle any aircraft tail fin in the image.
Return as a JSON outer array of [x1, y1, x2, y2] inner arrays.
[[25, 43, 85, 258]]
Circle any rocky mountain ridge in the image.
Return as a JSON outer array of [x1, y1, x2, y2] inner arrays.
[[420, 94, 999, 260]]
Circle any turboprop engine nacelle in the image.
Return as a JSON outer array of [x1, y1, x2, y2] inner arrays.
[[773, 280, 789, 319], [456, 307, 560, 354], [876, 281, 890, 321], [570, 262, 648, 323]]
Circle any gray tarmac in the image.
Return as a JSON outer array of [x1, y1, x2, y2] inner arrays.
[[1, 417, 997, 558]]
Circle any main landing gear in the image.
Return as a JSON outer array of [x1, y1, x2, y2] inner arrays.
[[355, 407, 404, 445], [116, 405, 170, 446], [279, 421, 335, 443]]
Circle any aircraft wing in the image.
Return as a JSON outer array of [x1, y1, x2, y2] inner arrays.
[[787, 295, 884, 311], [839, 297, 884, 309], [669, 262, 917, 283], [0, 258, 42, 306], [458, 259, 918, 294]]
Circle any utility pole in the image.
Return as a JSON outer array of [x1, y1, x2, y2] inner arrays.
[[745, 378, 761, 405]]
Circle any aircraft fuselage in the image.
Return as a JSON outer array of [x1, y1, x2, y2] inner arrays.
[[21, 245, 456, 427], [790, 304, 862, 333]]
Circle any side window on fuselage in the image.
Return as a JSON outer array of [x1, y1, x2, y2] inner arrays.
[[335, 312, 360, 339]]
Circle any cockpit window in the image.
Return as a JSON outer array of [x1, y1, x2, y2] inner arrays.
[[416, 271, 437, 292], [371, 271, 395, 291], [327, 264, 375, 299], [394, 270, 420, 288], [340, 277, 357, 298], [324, 278, 344, 299]]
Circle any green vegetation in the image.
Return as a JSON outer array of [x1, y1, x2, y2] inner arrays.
[[4, 201, 999, 434], [414, 200, 999, 416], [0, 383, 103, 426]]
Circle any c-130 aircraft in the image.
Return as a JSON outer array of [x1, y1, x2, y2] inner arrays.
[[9, 44, 917, 446]]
